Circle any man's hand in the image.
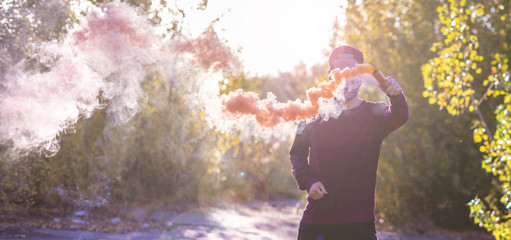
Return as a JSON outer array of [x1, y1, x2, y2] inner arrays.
[[379, 76, 402, 96], [308, 181, 328, 200]]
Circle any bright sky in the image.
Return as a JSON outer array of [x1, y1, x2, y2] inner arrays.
[[182, 0, 347, 76]]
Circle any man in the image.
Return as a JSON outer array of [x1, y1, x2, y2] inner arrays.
[[290, 46, 409, 240]]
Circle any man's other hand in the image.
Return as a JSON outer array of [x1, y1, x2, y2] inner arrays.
[[379, 76, 402, 96], [308, 181, 328, 200]]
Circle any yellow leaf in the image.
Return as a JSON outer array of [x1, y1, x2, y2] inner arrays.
[[436, 6, 443, 13], [476, 8, 484, 16], [474, 134, 482, 143], [429, 98, 437, 104], [469, 105, 475, 112], [480, 146, 486, 152], [476, 68, 482, 74]]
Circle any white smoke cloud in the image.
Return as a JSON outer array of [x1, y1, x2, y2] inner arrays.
[[0, 1, 239, 157]]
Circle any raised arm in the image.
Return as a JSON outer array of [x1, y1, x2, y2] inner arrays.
[[379, 76, 410, 136]]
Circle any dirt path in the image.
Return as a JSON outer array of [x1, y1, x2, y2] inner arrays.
[[0, 227, 494, 240], [0, 200, 494, 240]]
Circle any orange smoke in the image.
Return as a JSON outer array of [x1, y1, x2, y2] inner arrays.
[[221, 64, 375, 127]]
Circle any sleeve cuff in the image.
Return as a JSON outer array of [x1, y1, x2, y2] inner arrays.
[[303, 178, 319, 192], [387, 92, 405, 103]]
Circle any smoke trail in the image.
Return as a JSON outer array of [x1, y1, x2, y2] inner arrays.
[[219, 64, 375, 128], [174, 27, 241, 73], [0, 1, 239, 157]]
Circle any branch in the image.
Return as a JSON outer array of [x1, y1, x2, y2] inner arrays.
[[492, 179, 505, 196], [470, 94, 493, 142], [470, 93, 502, 196], [470, 81, 496, 142], [477, 82, 495, 108]]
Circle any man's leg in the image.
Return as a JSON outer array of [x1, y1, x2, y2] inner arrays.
[[337, 222, 378, 240], [298, 222, 377, 240], [297, 230, 324, 240], [298, 223, 325, 240], [342, 232, 378, 240]]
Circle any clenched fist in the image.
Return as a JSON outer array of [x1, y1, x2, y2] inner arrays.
[[308, 181, 328, 200], [379, 76, 402, 96]]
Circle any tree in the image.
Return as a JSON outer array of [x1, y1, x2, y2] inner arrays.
[[421, 0, 510, 238], [324, 17, 344, 57]]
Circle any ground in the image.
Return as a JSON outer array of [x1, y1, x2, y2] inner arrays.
[[0, 200, 495, 240]]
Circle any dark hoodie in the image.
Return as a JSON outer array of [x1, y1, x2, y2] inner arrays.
[[290, 93, 409, 224]]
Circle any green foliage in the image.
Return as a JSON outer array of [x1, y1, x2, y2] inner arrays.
[[422, 0, 511, 238], [343, 0, 492, 228]]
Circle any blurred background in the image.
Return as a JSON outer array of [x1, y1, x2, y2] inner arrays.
[[0, 0, 509, 239]]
